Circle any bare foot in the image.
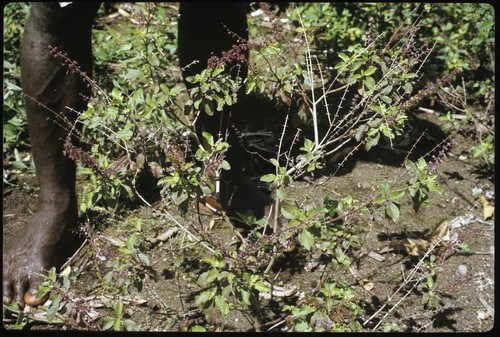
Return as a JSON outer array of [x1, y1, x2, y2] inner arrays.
[[3, 200, 77, 308]]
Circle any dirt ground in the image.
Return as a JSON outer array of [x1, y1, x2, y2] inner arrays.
[[2, 3, 494, 332], [2, 106, 495, 331]]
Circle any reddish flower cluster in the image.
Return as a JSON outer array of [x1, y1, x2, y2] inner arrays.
[[399, 67, 463, 114], [427, 140, 451, 174], [63, 135, 106, 177], [207, 40, 267, 70], [154, 131, 191, 171], [48, 45, 97, 91]]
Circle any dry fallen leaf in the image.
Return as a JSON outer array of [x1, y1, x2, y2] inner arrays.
[[401, 238, 431, 256], [198, 196, 222, 215], [479, 195, 494, 220], [148, 161, 163, 178], [362, 280, 374, 292], [430, 221, 450, 245]]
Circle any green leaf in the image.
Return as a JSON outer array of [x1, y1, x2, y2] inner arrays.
[[386, 202, 400, 221], [138, 252, 150, 266], [364, 134, 380, 151], [338, 52, 350, 62], [220, 160, 231, 171], [118, 247, 131, 255], [126, 234, 137, 250], [202, 256, 222, 268], [215, 141, 230, 152], [190, 325, 207, 332], [123, 69, 143, 81], [478, 21, 494, 32], [245, 80, 256, 94], [114, 300, 124, 316], [46, 294, 61, 322], [281, 206, 304, 220], [389, 190, 405, 201], [427, 182, 443, 194], [11, 151, 28, 170], [253, 280, 271, 293], [123, 319, 140, 331], [195, 148, 210, 162], [115, 128, 133, 141], [363, 76, 376, 92], [426, 275, 434, 289], [380, 95, 392, 104], [270, 158, 280, 167], [48, 267, 58, 282], [238, 288, 251, 307], [135, 153, 145, 169], [301, 138, 315, 152], [295, 305, 316, 318], [212, 66, 225, 77], [169, 84, 183, 96], [160, 83, 169, 94], [202, 131, 214, 147], [200, 82, 210, 94], [276, 186, 287, 200], [203, 100, 214, 116], [337, 253, 351, 266], [260, 173, 277, 183], [299, 229, 315, 251], [351, 60, 363, 73], [363, 65, 377, 76], [195, 287, 216, 305], [215, 294, 230, 315], [307, 160, 316, 172], [198, 269, 219, 286], [113, 317, 121, 331], [378, 182, 390, 197], [403, 82, 413, 94], [102, 317, 116, 330]]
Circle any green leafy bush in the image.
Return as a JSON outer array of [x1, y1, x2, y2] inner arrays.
[[2, 2, 494, 332], [3, 3, 30, 156]]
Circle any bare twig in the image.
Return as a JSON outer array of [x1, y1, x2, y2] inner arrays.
[[363, 236, 447, 330]]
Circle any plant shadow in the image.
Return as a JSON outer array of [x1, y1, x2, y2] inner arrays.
[[236, 91, 450, 183]]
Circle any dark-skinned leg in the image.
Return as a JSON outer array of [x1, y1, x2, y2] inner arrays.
[[2, 2, 100, 307], [178, 3, 274, 221]]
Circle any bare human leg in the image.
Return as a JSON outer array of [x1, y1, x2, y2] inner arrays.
[[2, 2, 100, 307], [178, 3, 274, 221]]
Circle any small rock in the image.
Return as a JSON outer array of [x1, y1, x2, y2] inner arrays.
[[485, 190, 495, 199], [477, 311, 490, 320], [457, 264, 468, 275], [471, 187, 483, 197]]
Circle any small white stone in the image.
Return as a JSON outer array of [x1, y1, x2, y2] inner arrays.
[[477, 311, 489, 320], [485, 190, 495, 199], [457, 264, 468, 275], [471, 187, 483, 197]]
